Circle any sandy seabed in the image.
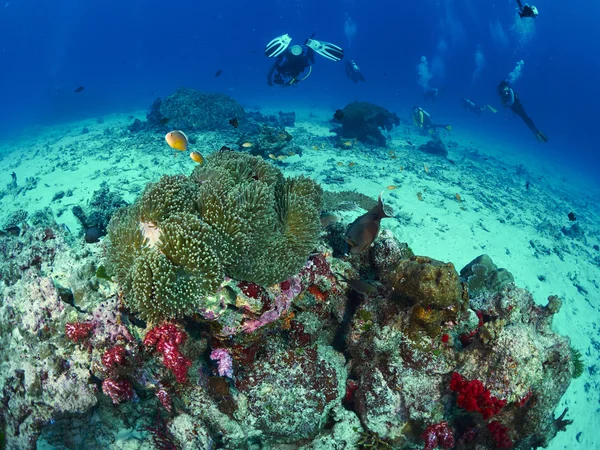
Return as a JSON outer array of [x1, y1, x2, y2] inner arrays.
[[1, 107, 598, 449]]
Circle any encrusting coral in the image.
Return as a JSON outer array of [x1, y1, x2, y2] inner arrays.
[[107, 151, 322, 322]]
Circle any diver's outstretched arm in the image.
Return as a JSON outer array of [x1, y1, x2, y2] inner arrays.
[[516, 0, 524, 10]]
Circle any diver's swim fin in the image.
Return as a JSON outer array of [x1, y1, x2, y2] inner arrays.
[[265, 33, 292, 58], [305, 38, 344, 62], [445, 125, 452, 131], [486, 105, 497, 113], [536, 131, 548, 143]]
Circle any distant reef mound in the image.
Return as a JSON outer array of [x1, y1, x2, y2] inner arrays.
[[146, 87, 246, 131]]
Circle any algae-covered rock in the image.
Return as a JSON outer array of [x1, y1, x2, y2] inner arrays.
[[235, 343, 346, 443], [332, 101, 400, 146], [146, 87, 246, 131], [385, 255, 463, 309]]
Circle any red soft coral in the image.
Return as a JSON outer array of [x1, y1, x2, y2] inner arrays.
[[101, 345, 127, 369], [144, 324, 192, 383], [65, 321, 95, 343], [422, 421, 455, 450], [450, 372, 506, 420], [102, 378, 134, 404], [488, 420, 513, 449]]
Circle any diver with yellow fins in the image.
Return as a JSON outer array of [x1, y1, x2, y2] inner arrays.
[[265, 33, 344, 87], [497, 80, 548, 143], [462, 98, 497, 116], [412, 106, 452, 134]]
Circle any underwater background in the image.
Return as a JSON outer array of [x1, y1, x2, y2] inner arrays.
[[1, 0, 599, 177], [0, 0, 599, 449]]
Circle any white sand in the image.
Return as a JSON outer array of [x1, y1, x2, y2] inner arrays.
[[1, 107, 598, 448]]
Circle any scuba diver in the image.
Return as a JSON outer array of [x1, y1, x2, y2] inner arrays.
[[497, 80, 548, 143], [345, 60, 365, 83], [462, 98, 497, 116], [516, 0, 539, 18], [265, 33, 344, 87], [412, 106, 452, 134]]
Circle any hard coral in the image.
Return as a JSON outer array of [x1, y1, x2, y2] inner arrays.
[[144, 324, 192, 383], [449, 372, 506, 420], [421, 421, 455, 450]]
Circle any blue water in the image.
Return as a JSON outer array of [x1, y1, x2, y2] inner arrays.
[[0, 0, 598, 177]]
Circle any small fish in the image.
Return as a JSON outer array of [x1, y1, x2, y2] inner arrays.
[[343, 192, 391, 254], [276, 155, 287, 161], [242, 142, 253, 148], [190, 151, 205, 164], [387, 185, 397, 190], [525, 181, 530, 191], [165, 130, 188, 151], [348, 161, 356, 167], [229, 118, 239, 128], [311, 145, 319, 151], [336, 161, 345, 166], [219, 145, 232, 152], [568, 212, 576, 221], [335, 273, 378, 295], [388, 150, 395, 156], [399, 166, 404, 171], [417, 192, 423, 201], [268, 154, 277, 160], [159, 117, 171, 126], [455, 193, 462, 202], [406, 140, 413, 146], [74, 86, 85, 93], [390, 155, 397, 160], [277, 131, 291, 141], [334, 109, 345, 120], [342, 140, 353, 147], [424, 164, 429, 173], [215, 69, 223, 77]]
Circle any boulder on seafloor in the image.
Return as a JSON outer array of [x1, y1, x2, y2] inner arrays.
[[146, 87, 246, 131], [332, 101, 400, 146], [418, 137, 448, 156]]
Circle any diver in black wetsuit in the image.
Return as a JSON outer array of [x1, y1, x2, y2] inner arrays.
[[516, 0, 539, 18], [267, 45, 315, 86], [497, 80, 548, 143]]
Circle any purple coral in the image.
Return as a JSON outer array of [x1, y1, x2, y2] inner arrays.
[[210, 348, 233, 378]]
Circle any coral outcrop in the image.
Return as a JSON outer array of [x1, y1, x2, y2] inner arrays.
[[332, 101, 400, 146], [146, 87, 246, 131]]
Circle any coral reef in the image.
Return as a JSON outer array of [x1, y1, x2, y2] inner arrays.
[[0, 194, 575, 450], [332, 101, 400, 146], [145, 87, 246, 131]]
